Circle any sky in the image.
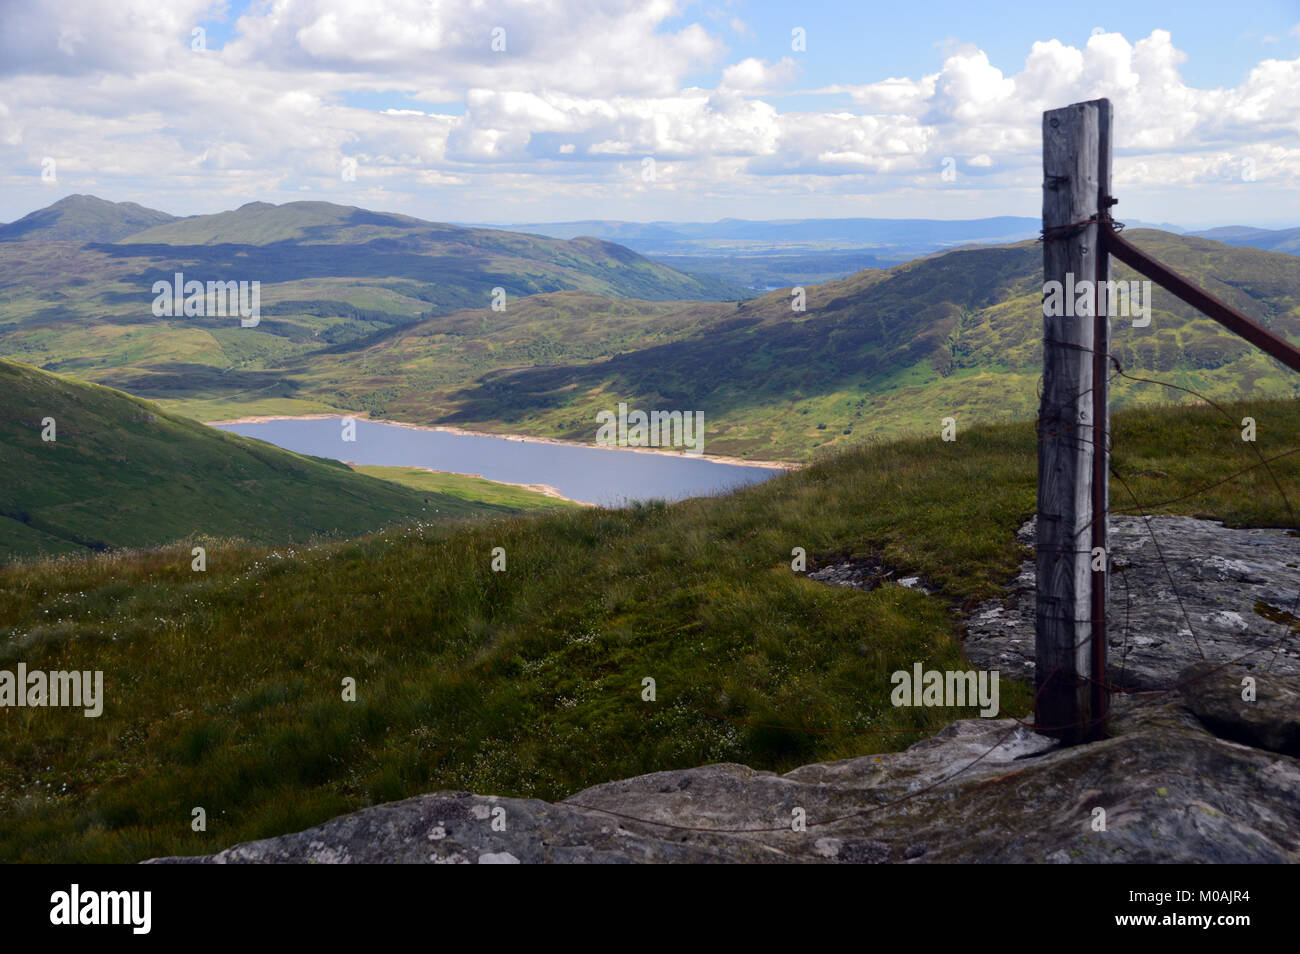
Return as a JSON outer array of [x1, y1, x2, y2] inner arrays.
[[1, 0, 1298, 229]]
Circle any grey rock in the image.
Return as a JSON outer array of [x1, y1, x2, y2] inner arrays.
[[808, 559, 934, 594], [1180, 662, 1300, 756], [149, 688, 1300, 864], [964, 515, 1300, 689]]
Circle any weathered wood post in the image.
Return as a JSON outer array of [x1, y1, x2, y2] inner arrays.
[[1037, 98, 1111, 744]]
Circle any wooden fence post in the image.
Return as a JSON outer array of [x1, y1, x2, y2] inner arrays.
[[1037, 98, 1111, 744]]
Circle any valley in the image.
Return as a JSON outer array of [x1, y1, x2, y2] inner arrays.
[[0, 358, 567, 562], [4, 0, 1300, 884], [165, 231, 1300, 461], [6, 198, 1298, 465]]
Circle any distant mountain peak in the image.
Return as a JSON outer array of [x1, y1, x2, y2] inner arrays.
[[1188, 224, 1300, 254], [0, 194, 176, 243]]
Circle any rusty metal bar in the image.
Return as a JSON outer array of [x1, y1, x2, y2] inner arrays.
[[1104, 228, 1300, 375], [1088, 104, 1113, 743]]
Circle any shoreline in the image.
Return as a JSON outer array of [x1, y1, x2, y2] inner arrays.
[[348, 463, 594, 507], [205, 412, 802, 470]]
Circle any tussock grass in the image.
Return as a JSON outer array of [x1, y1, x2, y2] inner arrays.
[[0, 399, 1296, 862]]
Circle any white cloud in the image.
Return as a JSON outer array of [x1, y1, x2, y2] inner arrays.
[[719, 57, 797, 92], [223, 0, 722, 97], [0, 1, 1296, 225], [822, 29, 1300, 182], [0, 0, 216, 76]]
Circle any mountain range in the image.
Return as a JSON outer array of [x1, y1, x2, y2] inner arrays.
[[2, 196, 1298, 462], [497, 216, 1044, 251], [0, 195, 745, 414], [1188, 224, 1300, 256], [2, 194, 1298, 862], [0, 195, 177, 243], [496, 215, 1046, 286], [491, 215, 1196, 288], [276, 230, 1299, 459]]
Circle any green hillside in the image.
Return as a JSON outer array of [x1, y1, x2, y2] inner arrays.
[[225, 230, 1300, 461], [1191, 225, 1300, 256], [273, 290, 734, 424], [5, 215, 1298, 464], [0, 198, 745, 409], [0, 359, 560, 562], [0, 398, 1294, 862], [349, 465, 583, 510], [120, 201, 429, 246], [0, 195, 176, 244]]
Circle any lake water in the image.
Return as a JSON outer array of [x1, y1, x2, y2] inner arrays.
[[211, 418, 784, 507]]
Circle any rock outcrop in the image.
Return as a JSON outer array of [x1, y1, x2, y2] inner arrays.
[[150, 516, 1300, 864], [964, 516, 1299, 688]]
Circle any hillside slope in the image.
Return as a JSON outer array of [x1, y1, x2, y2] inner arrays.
[[0, 198, 745, 415], [5, 221, 1298, 461], [257, 230, 1300, 460], [1190, 224, 1300, 255], [0, 359, 552, 562], [0, 194, 176, 243], [0, 398, 1295, 862]]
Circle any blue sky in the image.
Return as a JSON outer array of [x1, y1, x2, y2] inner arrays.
[[692, 0, 1300, 89], [197, 0, 1300, 120], [201, 1, 1300, 104], [2, 0, 1299, 228]]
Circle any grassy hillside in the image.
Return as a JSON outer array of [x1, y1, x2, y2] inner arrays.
[[426, 230, 1300, 460], [1191, 225, 1300, 255], [0, 198, 745, 400], [199, 230, 1300, 461], [349, 465, 584, 510], [0, 359, 560, 562], [646, 250, 896, 289], [0, 195, 175, 244], [278, 290, 734, 423], [0, 398, 1295, 862], [5, 220, 1298, 464]]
